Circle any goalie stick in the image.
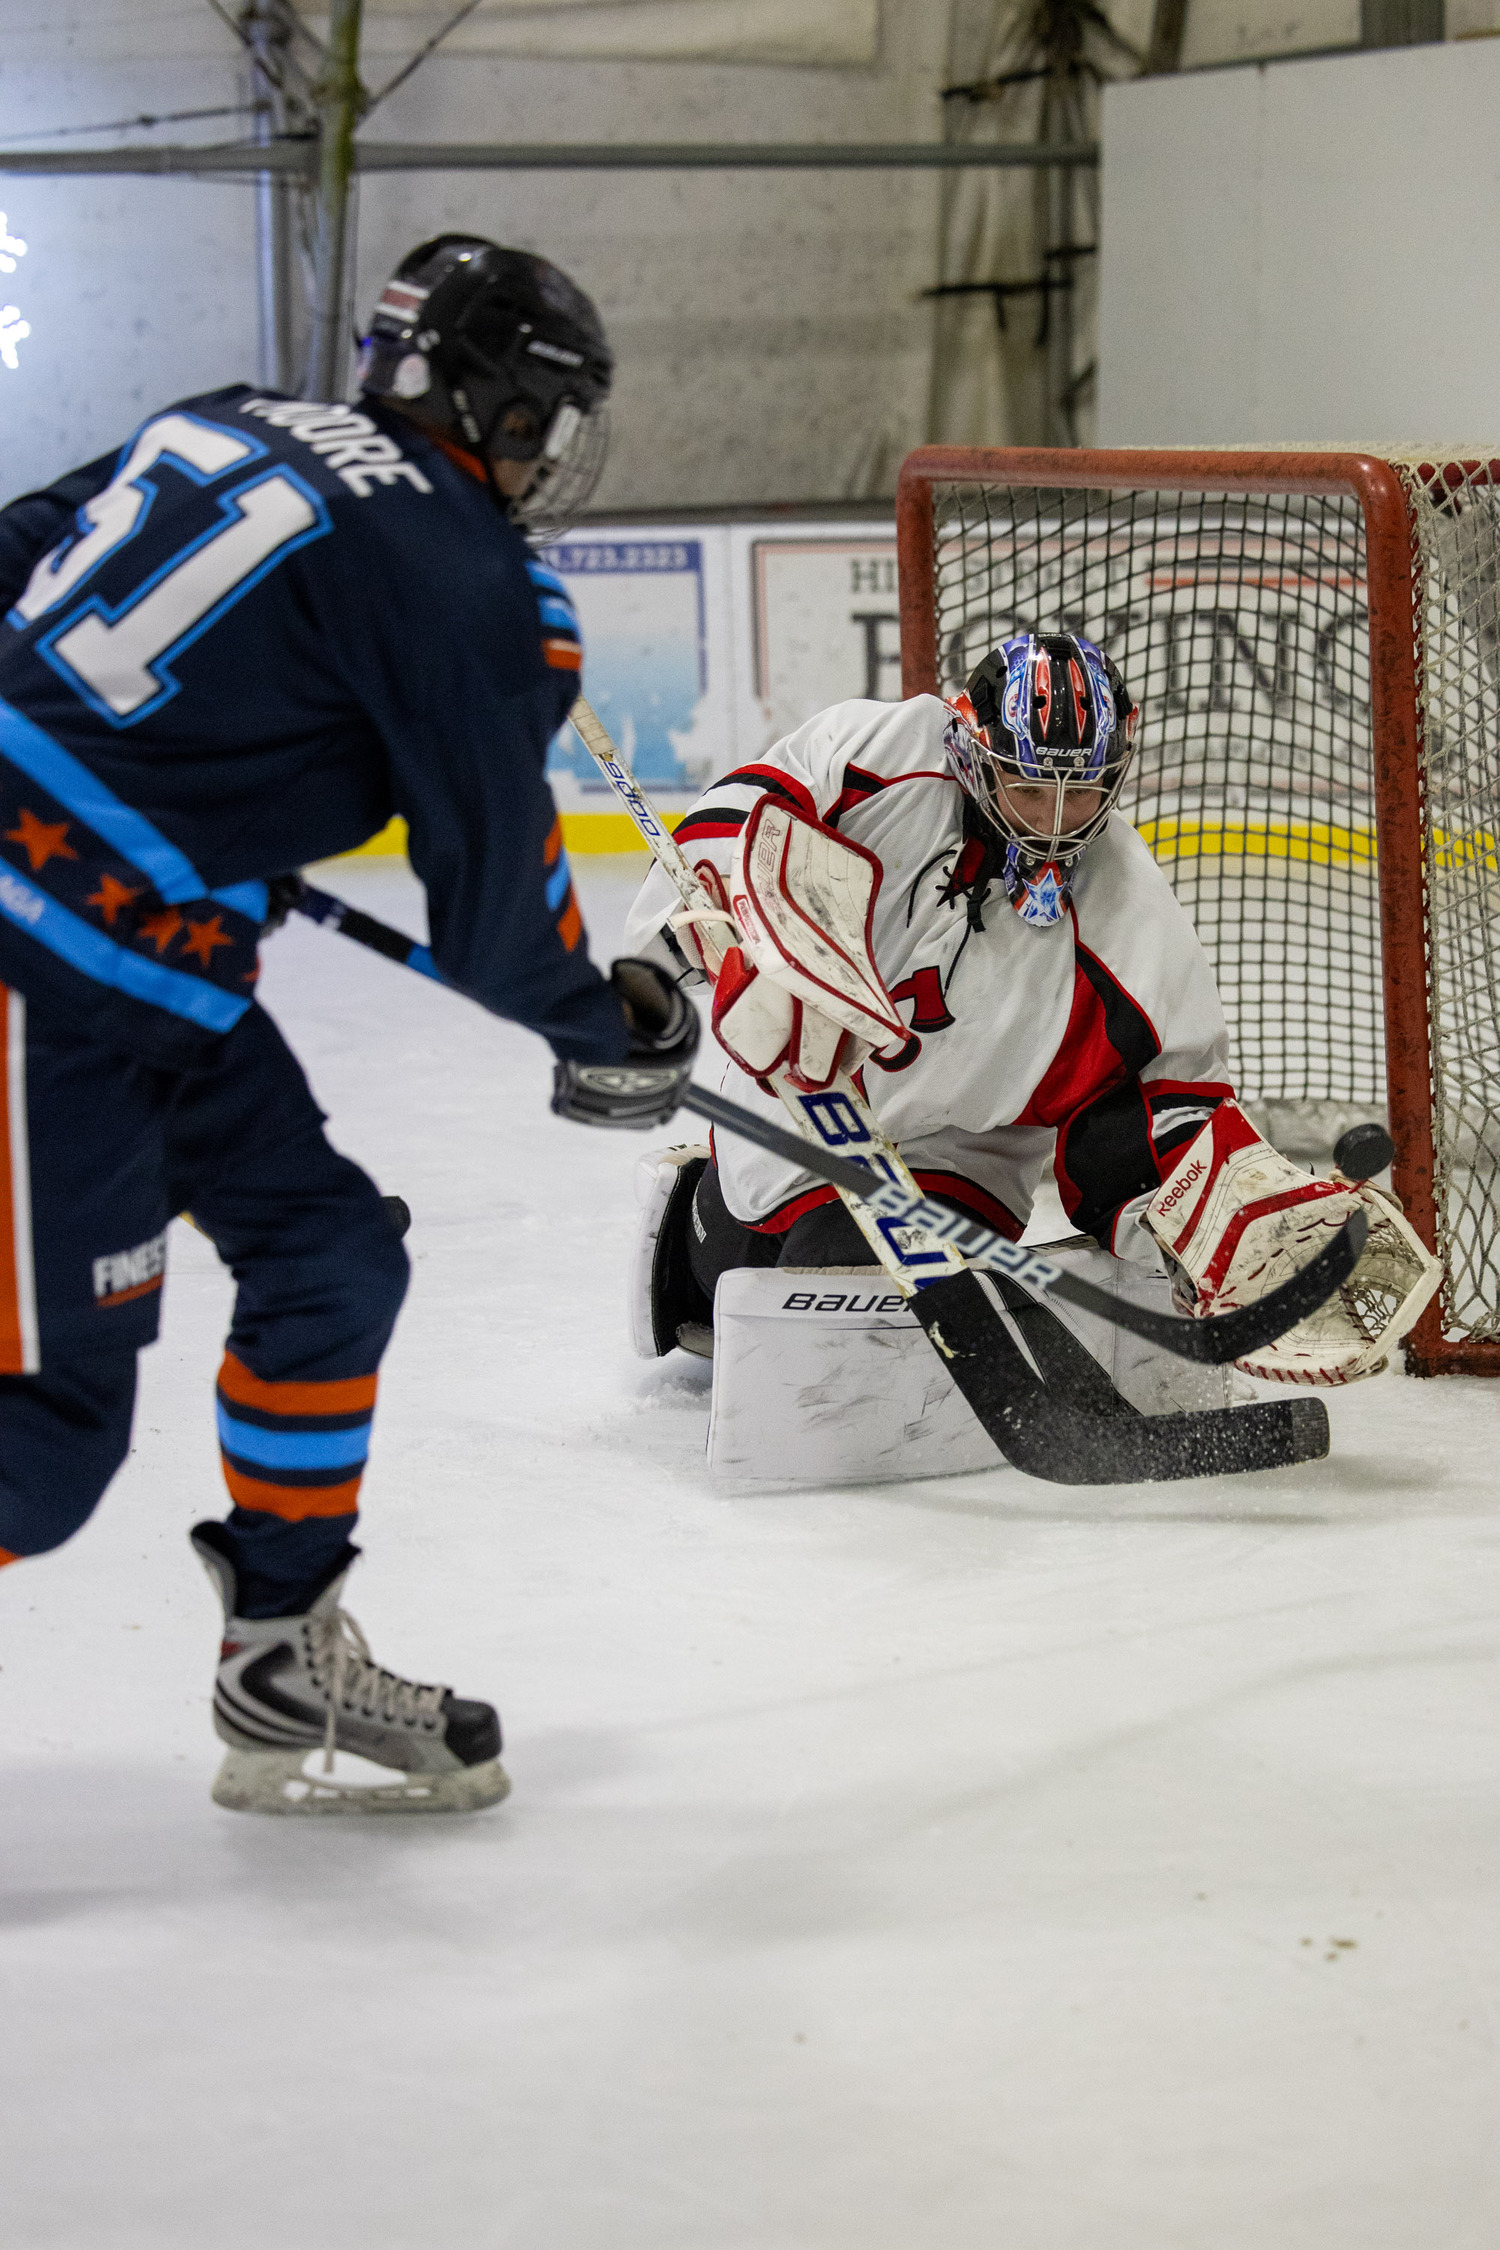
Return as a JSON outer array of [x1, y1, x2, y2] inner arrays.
[[677, 1080, 1363, 1375], [282, 742, 1360, 1482], [279, 873, 1363, 1383], [563, 699, 1356, 1480], [563, 701, 1360, 1353]]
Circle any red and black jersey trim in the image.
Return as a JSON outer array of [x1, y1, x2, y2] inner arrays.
[[672, 763, 818, 846], [745, 1165, 1022, 1242], [673, 805, 748, 845], [828, 764, 957, 829], [1012, 906, 1223, 1249], [827, 763, 887, 826], [1015, 918, 1161, 1133], [1055, 1077, 1234, 1248], [717, 765, 818, 816]]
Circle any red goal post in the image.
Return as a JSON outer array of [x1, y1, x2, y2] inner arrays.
[[895, 444, 1500, 1377]]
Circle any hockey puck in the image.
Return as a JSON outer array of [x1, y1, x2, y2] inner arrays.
[[381, 1194, 412, 1238], [1332, 1122, 1394, 1181]]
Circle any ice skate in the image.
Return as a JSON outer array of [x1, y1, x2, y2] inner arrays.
[[190, 1523, 509, 1816]]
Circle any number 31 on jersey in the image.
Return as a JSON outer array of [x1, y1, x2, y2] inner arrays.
[[9, 412, 330, 726]]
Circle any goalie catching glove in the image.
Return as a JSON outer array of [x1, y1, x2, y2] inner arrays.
[[1143, 1099, 1441, 1384], [677, 794, 912, 1092], [551, 958, 699, 1129]]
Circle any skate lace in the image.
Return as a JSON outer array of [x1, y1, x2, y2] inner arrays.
[[309, 1605, 447, 1774]]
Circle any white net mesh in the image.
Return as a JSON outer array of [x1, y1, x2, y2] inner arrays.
[[925, 464, 1500, 1356], [1400, 459, 1500, 1345]]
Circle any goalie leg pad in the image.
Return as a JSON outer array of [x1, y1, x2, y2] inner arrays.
[[1021, 1235, 1245, 1416], [706, 1266, 1004, 1488], [703, 1247, 1247, 1489]]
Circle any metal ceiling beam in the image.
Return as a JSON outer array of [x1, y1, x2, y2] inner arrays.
[[0, 138, 1098, 179]]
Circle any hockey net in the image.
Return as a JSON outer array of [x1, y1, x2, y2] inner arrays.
[[895, 447, 1500, 1375]]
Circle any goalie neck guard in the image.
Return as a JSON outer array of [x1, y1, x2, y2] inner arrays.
[[356, 234, 613, 538], [944, 632, 1138, 928]]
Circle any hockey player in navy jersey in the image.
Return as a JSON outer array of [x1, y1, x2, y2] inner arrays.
[[0, 234, 696, 1814]]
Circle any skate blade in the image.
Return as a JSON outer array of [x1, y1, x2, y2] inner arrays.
[[211, 1747, 510, 1816]]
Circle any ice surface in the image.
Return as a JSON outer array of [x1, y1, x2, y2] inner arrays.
[[2, 859, 1497, 2250]]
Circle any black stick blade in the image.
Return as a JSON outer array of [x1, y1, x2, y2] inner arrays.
[[1049, 1210, 1368, 1365], [913, 1270, 1329, 1485]]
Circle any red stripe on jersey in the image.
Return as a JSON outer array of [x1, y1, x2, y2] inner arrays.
[[746, 1167, 1021, 1241], [907, 1170, 1023, 1241], [1015, 915, 1160, 1129], [716, 765, 818, 820], [543, 638, 583, 672], [828, 767, 955, 826], [556, 894, 583, 951], [673, 813, 747, 842], [747, 1182, 840, 1235]]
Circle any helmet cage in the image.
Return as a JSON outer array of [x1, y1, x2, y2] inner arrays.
[[945, 633, 1138, 878], [358, 235, 613, 534]]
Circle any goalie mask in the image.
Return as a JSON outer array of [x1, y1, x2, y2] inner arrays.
[[943, 632, 1139, 928], [356, 234, 613, 538]]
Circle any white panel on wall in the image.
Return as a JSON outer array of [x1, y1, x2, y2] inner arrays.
[[0, 173, 258, 498], [1098, 41, 1500, 446], [541, 518, 899, 816]]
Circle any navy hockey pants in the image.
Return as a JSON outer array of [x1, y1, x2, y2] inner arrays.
[[0, 987, 408, 1615]]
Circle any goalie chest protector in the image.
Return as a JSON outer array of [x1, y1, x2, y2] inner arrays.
[[625, 695, 1232, 1244]]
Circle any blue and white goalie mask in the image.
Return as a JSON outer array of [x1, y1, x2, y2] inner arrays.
[[942, 632, 1139, 928]]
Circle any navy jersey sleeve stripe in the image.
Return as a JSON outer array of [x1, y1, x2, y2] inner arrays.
[[0, 865, 250, 1032], [0, 696, 206, 901]]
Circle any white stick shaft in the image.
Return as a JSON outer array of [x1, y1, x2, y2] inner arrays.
[[569, 696, 704, 912], [566, 695, 965, 1297]]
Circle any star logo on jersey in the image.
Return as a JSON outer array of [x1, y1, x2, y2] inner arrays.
[[5, 807, 78, 873], [86, 872, 142, 928], [137, 907, 183, 955], [180, 914, 234, 969]]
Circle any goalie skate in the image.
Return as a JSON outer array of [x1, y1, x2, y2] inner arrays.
[[191, 1523, 509, 1815]]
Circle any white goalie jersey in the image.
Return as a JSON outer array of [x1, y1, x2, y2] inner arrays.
[[624, 695, 1234, 1259]]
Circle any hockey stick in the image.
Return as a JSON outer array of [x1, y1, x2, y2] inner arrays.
[[678, 1081, 1362, 1371], [561, 700, 1356, 1481], [563, 699, 1361, 1365], [282, 873, 1360, 1376], [285, 867, 1349, 1480]]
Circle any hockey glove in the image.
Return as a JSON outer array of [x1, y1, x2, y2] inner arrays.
[[551, 957, 700, 1130], [261, 872, 307, 934], [1142, 1098, 1441, 1384]]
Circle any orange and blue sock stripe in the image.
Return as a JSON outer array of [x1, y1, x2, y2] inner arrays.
[[215, 1351, 377, 1523]]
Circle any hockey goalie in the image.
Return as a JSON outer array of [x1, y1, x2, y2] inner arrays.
[[623, 632, 1439, 1483]]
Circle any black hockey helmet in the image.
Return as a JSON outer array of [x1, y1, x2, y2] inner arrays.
[[356, 234, 613, 535], [943, 631, 1139, 927]]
